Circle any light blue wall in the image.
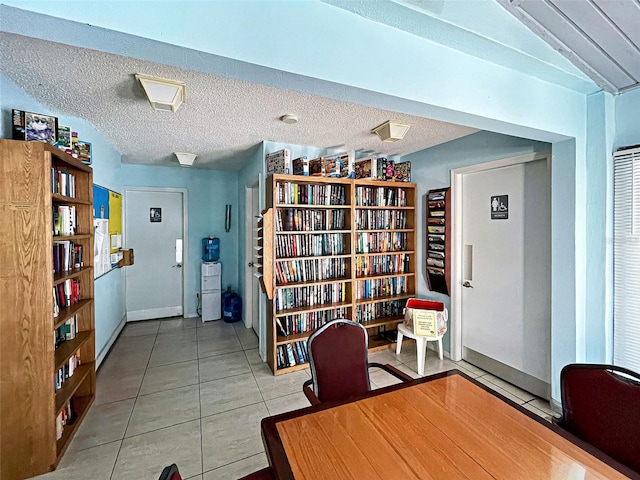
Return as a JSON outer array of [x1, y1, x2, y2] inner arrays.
[[121, 164, 239, 317], [615, 89, 640, 149], [1, 73, 126, 362], [1, 1, 623, 401], [404, 131, 550, 353]]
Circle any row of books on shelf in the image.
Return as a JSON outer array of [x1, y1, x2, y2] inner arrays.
[[275, 257, 348, 285], [275, 181, 347, 206], [52, 204, 77, 236], [54, 354, 80, 392], [276, 233, 347, 258], [355, 276, 409, 300], [355, 299, 407, 323], [55, 398, 77, 440], [276, 208, 346, 232], [355, 253, 411, 277], [275, 308, 348, 337], [355, 186, 408, 207], [355, 209, 407, 230], [53, 241, 84, 274], [55, 314, 78, 348], [355, 232, 407, 254], [275, 282, 347, 312], [276, 340, 309, 369], [51, 167, 76, 198], [266, 149, 412, 182], [53, 278, 81, 316]]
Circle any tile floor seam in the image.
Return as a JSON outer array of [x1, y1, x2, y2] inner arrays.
[[108, 325, 158, 480]]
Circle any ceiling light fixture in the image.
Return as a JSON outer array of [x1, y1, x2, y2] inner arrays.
[[175, 152, 197, 167], [280, 114, 298, 124], [372, 120, 411, 142], [135, 74, 186, 112]]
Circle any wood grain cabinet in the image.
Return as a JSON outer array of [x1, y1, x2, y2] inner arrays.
[[0, 140, 95, 480], [262, 174, 416, 375]]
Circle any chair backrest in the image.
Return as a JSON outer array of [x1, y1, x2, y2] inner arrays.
[[560, 363, 640, 473], [307, 319, 371, 403], [158, 464, 182, 480]]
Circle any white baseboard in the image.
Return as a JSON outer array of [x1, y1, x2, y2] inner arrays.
[[96, 314, 127, 369], [127, 306, 183, 321]]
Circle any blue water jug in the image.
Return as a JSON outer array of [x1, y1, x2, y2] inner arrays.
[[222, 286, 242, 323], [202, 237, 220, 262]]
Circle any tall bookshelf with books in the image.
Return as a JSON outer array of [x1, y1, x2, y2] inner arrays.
[[264, 174, 416, 375], [426, 187, 450, 295], [0, 140, 95, 480]]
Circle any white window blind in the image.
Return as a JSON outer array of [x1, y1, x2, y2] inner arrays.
[[613, 146, 640, 373]]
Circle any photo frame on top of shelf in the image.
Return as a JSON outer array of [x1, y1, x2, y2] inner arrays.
[[12, 109, 58, 145], [57, 125, 72, 151]]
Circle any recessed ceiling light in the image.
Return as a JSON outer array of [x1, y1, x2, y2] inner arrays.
[[280, 114, 298, 124], [136, 74, 185, 113], [372, 120, 411, 142]]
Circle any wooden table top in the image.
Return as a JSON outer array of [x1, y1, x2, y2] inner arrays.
[[262, 370, 638, 479]]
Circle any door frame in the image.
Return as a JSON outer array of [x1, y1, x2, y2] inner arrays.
[[449, 151, 550, 361], [123, 187, 189, 319], [244, 180, 260, 330]]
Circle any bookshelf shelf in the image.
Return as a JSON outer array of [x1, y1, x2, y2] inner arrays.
[[54, 331, 93, 370], [264, 173, 416, 375], [0, 140, 95, 479], [53, 299, 92, 328]]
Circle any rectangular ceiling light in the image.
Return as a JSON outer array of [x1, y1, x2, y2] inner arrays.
[[135, 74, 185, 113]]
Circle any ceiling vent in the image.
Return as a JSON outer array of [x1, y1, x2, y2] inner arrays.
[[135, 74, 185, 112]]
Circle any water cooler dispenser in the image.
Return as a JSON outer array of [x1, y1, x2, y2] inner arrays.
[[201, 237, 221, 322], [201, 262, 221, 321]]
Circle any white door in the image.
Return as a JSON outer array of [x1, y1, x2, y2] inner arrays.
[[245, 183, 262, 336], [461, 159, 550, 398], [125, 189, 185, 321]]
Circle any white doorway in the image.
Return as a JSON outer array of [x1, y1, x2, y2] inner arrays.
[[124, 188, 187, 321], [245, 181, 262, 338], [451, 152, 551, 398]]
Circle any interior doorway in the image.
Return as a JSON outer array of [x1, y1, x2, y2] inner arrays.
[[124, 188, 187, 321], [451, 152, 551, 398]]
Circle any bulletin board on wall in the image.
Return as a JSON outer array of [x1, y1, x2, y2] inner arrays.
[[94, 184, 123, 278]]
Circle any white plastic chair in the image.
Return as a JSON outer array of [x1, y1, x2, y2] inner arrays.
[[396, 298, 448, 376]]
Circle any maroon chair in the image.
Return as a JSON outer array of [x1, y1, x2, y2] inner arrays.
[[237, 466, 274, 479], [559, 363, 640, 473], [303, 319, 412, 405], [158, 464, 182, 480]]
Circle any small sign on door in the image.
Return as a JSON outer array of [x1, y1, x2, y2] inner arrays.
[[491, 195, 508, 220], [150, 208, 162, 222]]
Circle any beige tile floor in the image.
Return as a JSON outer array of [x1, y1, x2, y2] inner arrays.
[[35, 317, 558, 480]]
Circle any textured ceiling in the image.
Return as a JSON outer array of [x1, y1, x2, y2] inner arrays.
[[498, 0, 640, 94], [0, 32, 478, 170]]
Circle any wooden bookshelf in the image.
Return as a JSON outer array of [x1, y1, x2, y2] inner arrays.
[[0, 140, 95, 480], [426, 187, 450, 295], [264, 174, 416, 375]]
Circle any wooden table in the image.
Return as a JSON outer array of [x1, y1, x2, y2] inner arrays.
[[261, 370, 638, 479]]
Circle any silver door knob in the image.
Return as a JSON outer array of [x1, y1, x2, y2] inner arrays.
[[172, 264, 182, 268], [462, 281, 473, 288]]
